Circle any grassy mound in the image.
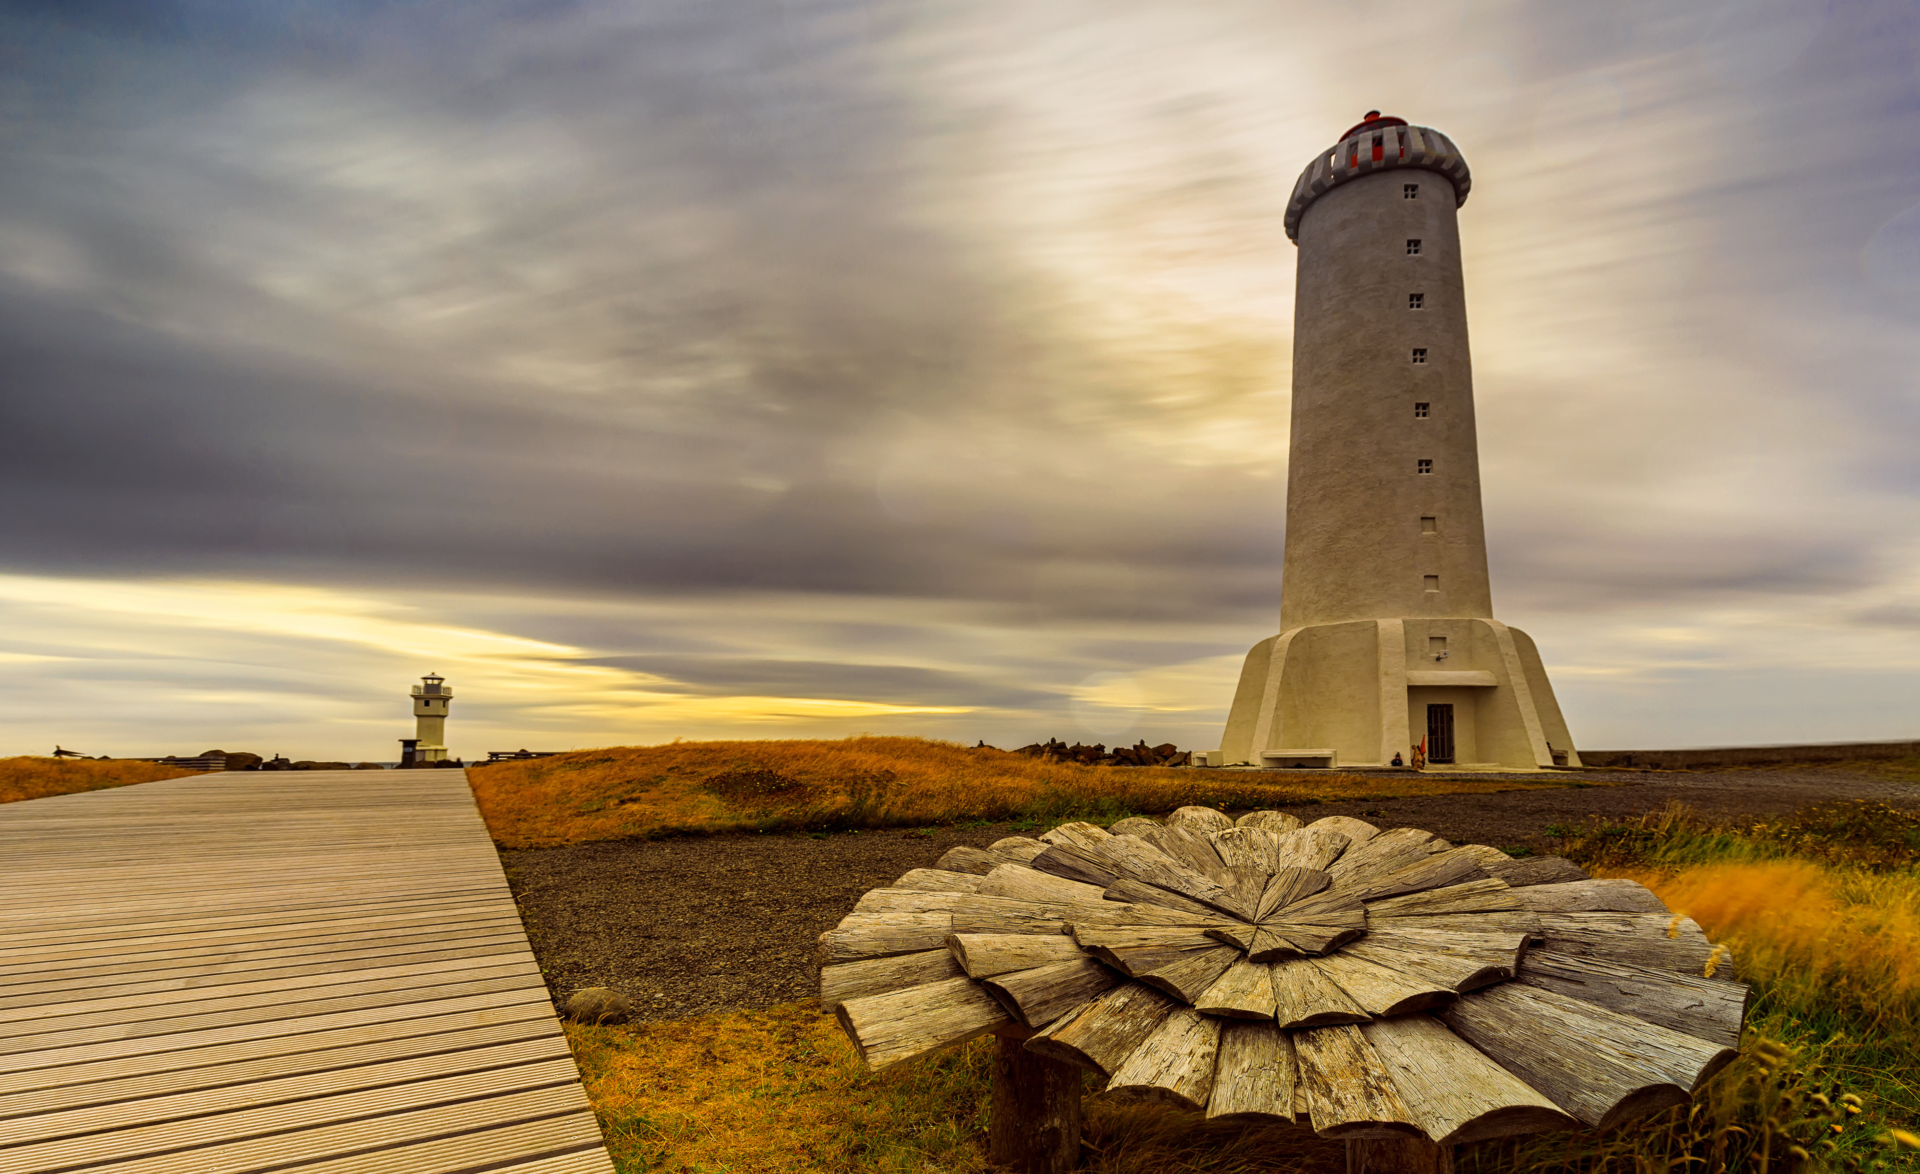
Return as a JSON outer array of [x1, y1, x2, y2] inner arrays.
[[0, 756, 203, 805], [467, 736, 1586, 849]]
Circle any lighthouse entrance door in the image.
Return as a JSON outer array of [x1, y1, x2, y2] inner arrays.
[[1426, 704, 1456, 764]]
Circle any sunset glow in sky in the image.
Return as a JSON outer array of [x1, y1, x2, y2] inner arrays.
[[4, 0, 1919, 760]]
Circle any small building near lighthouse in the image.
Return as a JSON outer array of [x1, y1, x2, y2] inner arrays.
[[1218, 113, 1580, 771], [401, 673, 455, 766]]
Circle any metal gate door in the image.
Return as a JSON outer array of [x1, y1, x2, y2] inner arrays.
[[1427, 704, 1455, 764]]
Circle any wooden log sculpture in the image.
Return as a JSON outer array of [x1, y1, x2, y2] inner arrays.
[[821, 808, 1749, 1174]]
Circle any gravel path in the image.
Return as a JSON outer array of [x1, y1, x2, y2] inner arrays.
[[500, 765, 1918, 1024]]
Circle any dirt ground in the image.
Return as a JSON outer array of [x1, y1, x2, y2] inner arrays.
[[499, 765, 1920, 1024]]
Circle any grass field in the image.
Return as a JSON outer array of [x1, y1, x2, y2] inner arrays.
[[0, 756, 202, 804], [466, 736, 1596, 849], [559, 799, 1920, 1174]]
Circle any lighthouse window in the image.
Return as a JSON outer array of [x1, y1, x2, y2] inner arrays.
[[1409, 293, 1425, 309], [1421, 516, 1438, 533], [1404, 183, 1419, 198], [1417, 459, 1433, 474], [1406, 239, 1421, 255], [1412, 349, 1427, 364], [1424, 575, 1441, 591], [1414, 402, 1430, 417]]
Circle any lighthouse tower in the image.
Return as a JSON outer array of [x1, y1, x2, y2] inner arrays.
[[403, 673, 454, 765], [1219, 113, 1580, 770]]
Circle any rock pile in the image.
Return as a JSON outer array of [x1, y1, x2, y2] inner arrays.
[[1013, 739, 1190, 768]]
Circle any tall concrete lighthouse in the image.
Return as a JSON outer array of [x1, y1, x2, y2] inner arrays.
[[1219, 113, 1580, 771], [402, 673, 454, 765]]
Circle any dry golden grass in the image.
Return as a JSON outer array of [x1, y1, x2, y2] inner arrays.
[[468, 736, 1593, 849], [0, 756, 201, 805], [565, 1001, 1339, 1174]]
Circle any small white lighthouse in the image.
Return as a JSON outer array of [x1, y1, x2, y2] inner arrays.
[[403, 673, 454, 765]]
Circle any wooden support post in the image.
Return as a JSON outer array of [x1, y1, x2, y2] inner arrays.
[[990, 1032, 1082, 1173], [1347, 1137, 1454, 1174]]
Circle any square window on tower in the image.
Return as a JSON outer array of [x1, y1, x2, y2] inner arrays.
[[1417, 459, 1433, 474], [1412, 348, 1428, 364], [1421, 516, 1438, 534], [1429, 636, 1448, 654], [1404, 183, 1419, 199], [1409, 293, 1425, 309], [1414, 401, 1430, 417], [1424, 575, 1441, 591], [1407, 239, 1421, 255]]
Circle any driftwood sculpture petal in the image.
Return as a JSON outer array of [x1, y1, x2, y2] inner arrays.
[[820, 812, 1748, 1144]]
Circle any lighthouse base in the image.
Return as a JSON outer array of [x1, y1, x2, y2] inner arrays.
[[1219, 618, 1580, 770]]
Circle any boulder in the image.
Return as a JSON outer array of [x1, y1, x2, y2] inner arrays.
[[564, 987, 635, 1025]]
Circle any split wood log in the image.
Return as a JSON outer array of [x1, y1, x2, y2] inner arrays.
[[820, 949, 966, 1011], [1039, 820, 1114, 851], [1517, 950, 1749, 1047], [1364, 879, 1520, 919], [1347, 1137, 1453, 1174], [1195, 956, 1277, 1019], [1247, 925, 1300, 961], [1258, 917, 1366, 958], [1105, 816, 1163, 837], [1439, 982, 1738, 1130], [1135, 945, 1240, 1003], [991, 1035, 1082, 1174], [1350, 849, 1491, 903], [1306, 816, 1382, 844], [836, 975, 1014, 1072], [1510, 878, 1668, 914], [1237, 809, 1306, 834], [988, 836, 1048, 863], [1270, 829, 1353, 872], [1210, 826, 1286, 876], [1024, 981, 1179, 1076], [891, 868, 987, 894], [1535, 912, 1720, 975], [1291, 1023, 1424, 1138], [1103, 877, 1223, 919], [818, 911, 954, 963], [1453, 844, 1515, 869], [936, 846, 1017, 876], [977, 863, 1110, 906], [1205, 1019, 1297, 1122], [983, 957, 1125, 1028], [946, 933, 1086, 978], [1257, 866, 1334, 919], [1310, 954, 1457, 1016], [1165, 805, 1234, 835], [1071, 924, 1225, 956], [1340, 941, 1514, 994], [1134, 823, 1237, 887], [1275, 888, 1367, 923], [1270, 958, 1372, 1028], [1029, 845, 1121, 888], [945, 894, 1214, 937], [1361, 1013, 1576, 1144], [1483, 856, 1588, 887], [1121, 902, 1240, 927], [1104, 1006, 1220, 1110], [1368, 911, 1544, 939], [855, 889, 971, 916], [1326, 828, 1441, 885], [1095, 834, 1243, 915]]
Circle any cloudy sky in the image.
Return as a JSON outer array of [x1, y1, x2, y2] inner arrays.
[[3, 0, 1918, 761]]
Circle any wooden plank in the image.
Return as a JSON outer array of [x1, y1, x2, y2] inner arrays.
[[981, 957, 1123, 1028], [935, 846, 1015, 875], [1270, 960, 1371, 1028], [1134, 946, 1240, 1003], [1195, 957, 1276, 1019], [987, 837, 1047, 863], [1366, 911, 1544, 938], [1104, 1006, 1220, 1110], [892, 868, 987, 894], [1132, 823, 1235, 887], [1516, 950, 1749, 1047], [1349, 849, 1490, 902], [1535, 913, 1721, 974], [1205, 1019, 1296, 1122], [817, 911, 954, 962], [1291, 1024, 1424, 1138], [1362, 1014, 1576, 1144], [1209, 827, 1285, 876], [1510, 879, 1668, 914], [1103, 877, 1224, 919], [1310, 955, 1457, 1017], [1364, 878, 1520, 919], [1268, 829, 1352, 872], [977, 864, 1110, 906], [1304, 816, 1381, 844], [1340, 941, 1517, 994], [836, 975, 1014, 1071], [1483, 856, 1588, 887], [1029, 844, 1121, 888], [1439, 982, 1738, 1130], [1256, 867, 1332, 920], [820, 949, 965, 1010], [1024, 981, 1178, 1077], [948, 934, 1086, 979], [1164, 806, 1234, 836]]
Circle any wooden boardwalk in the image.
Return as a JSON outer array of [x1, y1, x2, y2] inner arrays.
[[0, 769, 614, 1174]]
